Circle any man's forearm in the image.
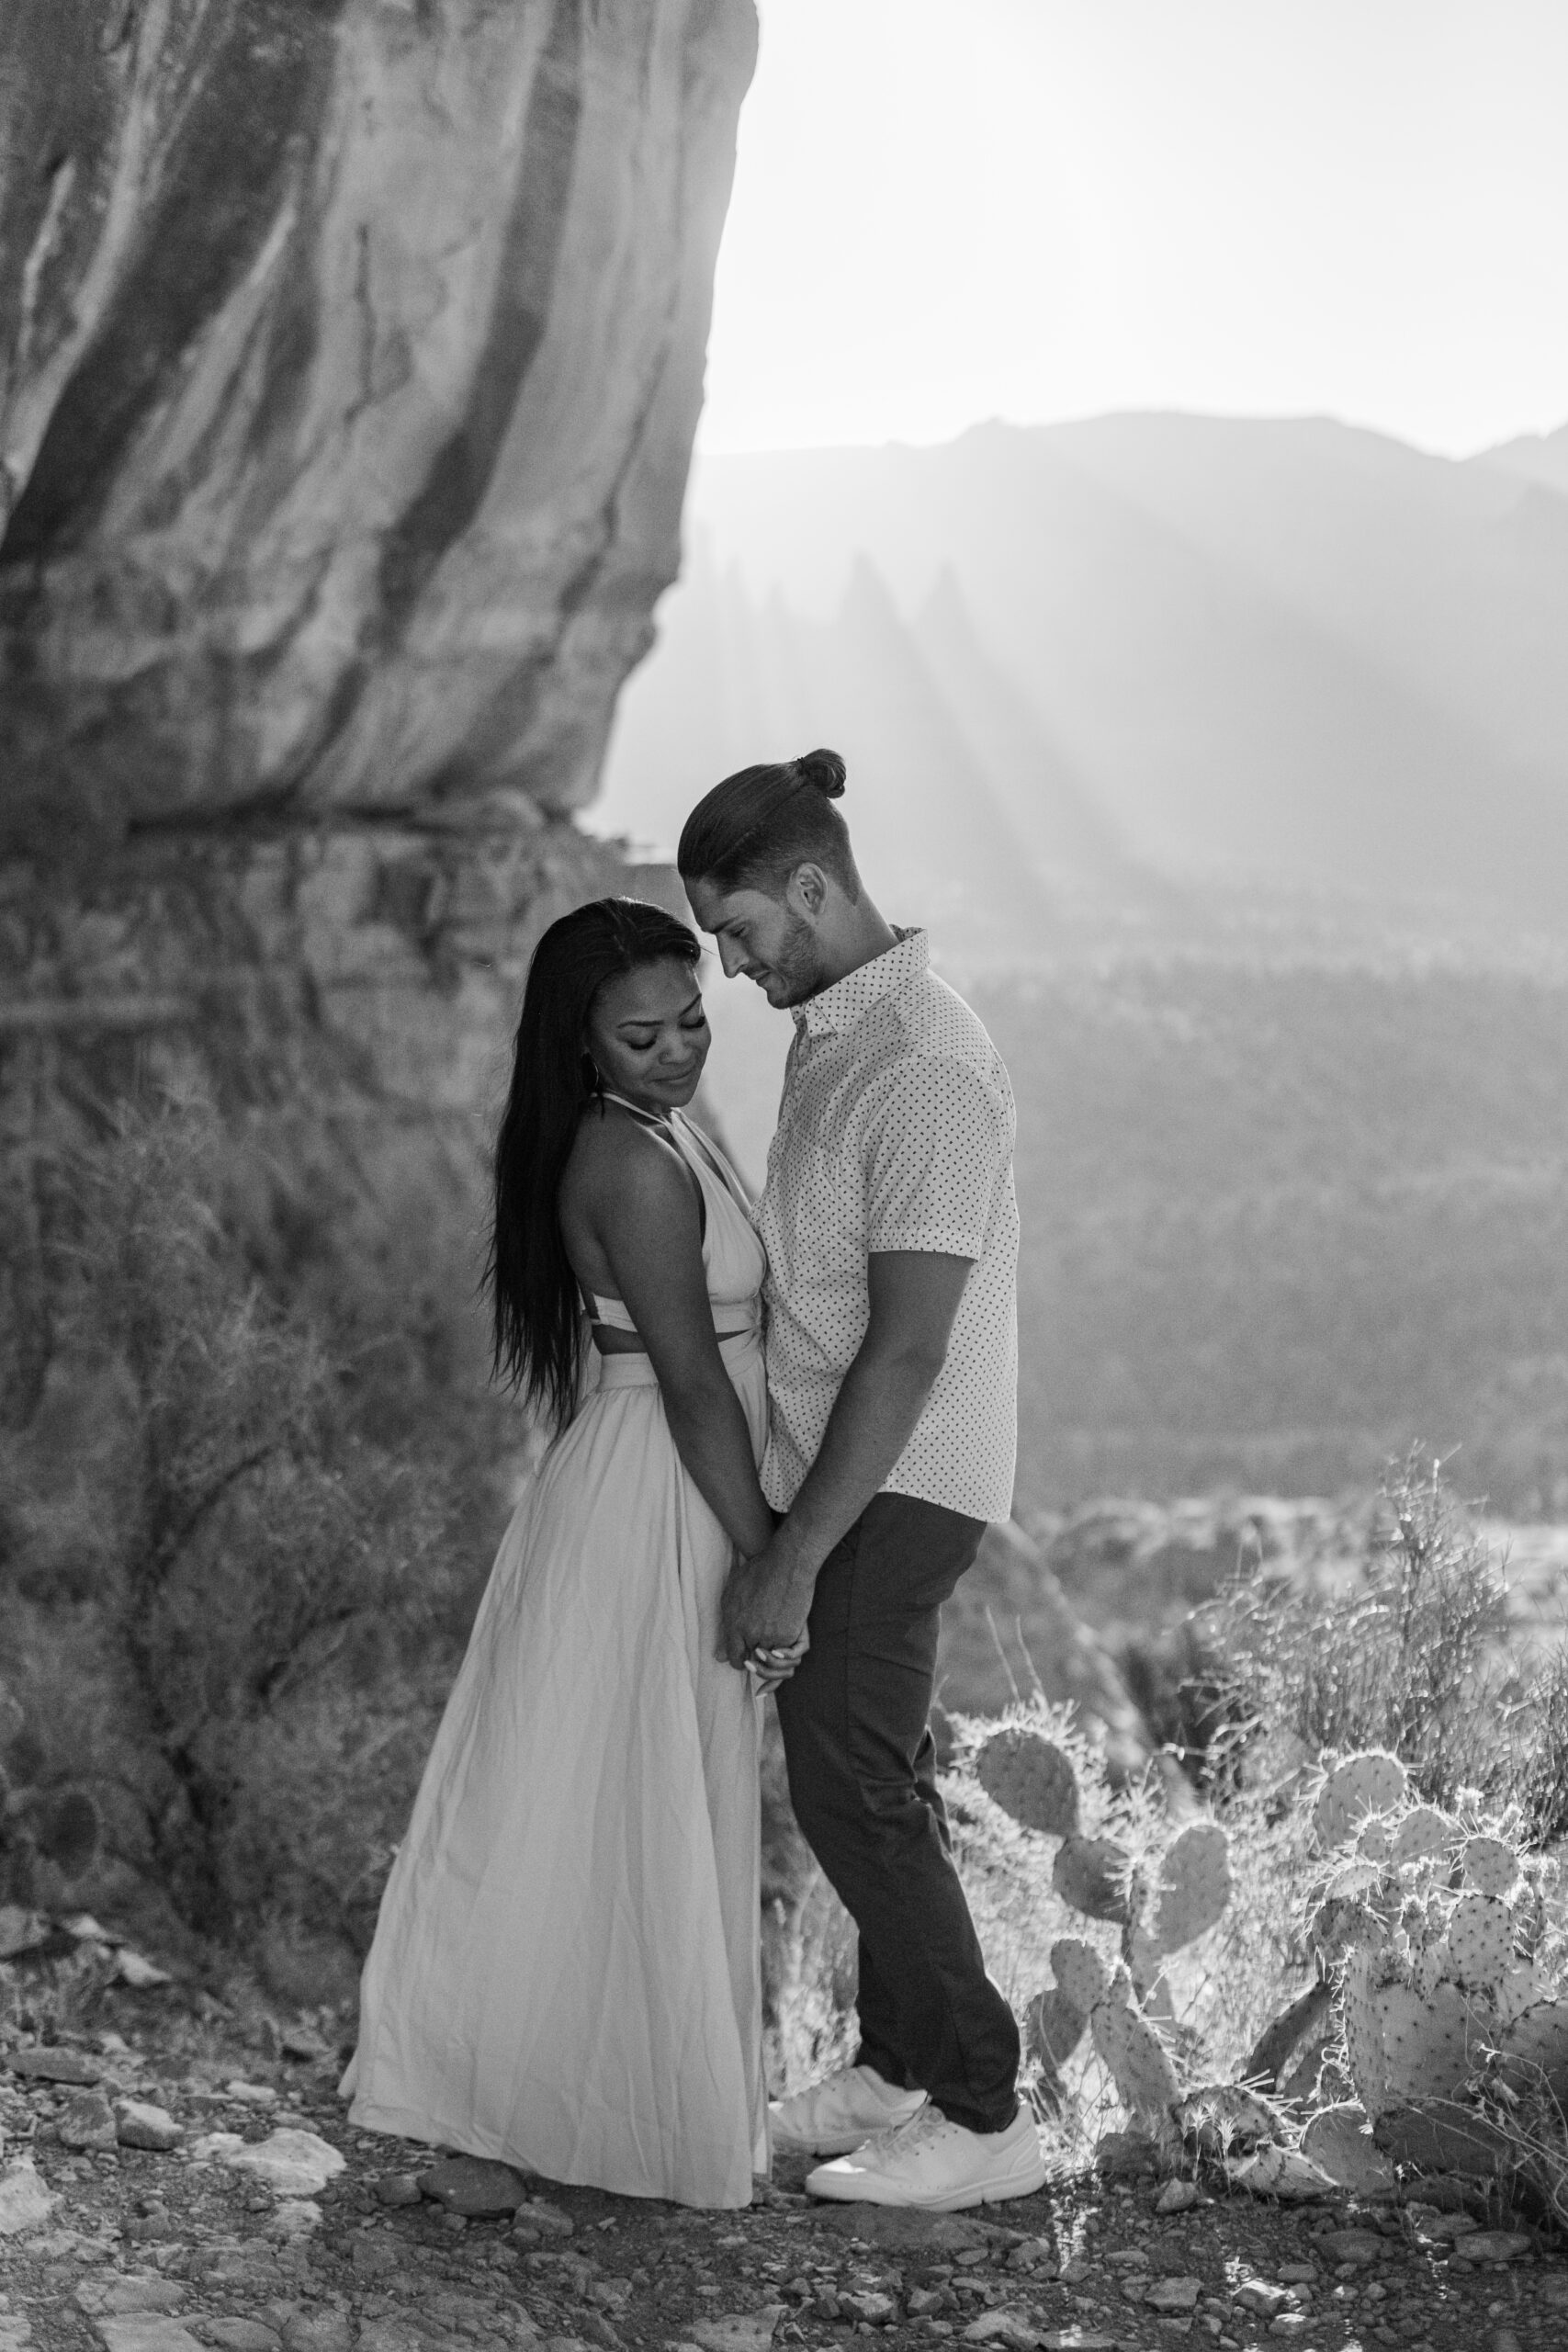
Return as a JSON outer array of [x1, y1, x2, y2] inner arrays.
[[769, 1340, 942, 1582]]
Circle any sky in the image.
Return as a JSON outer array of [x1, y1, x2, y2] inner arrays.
[[696, 0, 1568, 459]]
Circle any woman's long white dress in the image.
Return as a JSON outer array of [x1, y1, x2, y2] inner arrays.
[[343, 1112, 769, 2208]]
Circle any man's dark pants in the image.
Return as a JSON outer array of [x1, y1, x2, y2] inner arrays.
[[773, 1491, 1021, 2135]]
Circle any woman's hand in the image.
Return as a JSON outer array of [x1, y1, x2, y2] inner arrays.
[[743, 1631, 809, 1697]]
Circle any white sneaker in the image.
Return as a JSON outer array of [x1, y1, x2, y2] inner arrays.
[[806, 2102, 1046, 2211], [768, 2063, 927, 2155]]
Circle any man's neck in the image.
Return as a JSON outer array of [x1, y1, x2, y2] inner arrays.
[[814, 899, 899, 990]]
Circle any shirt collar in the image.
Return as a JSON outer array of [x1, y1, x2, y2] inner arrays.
[[795, 926, 929, 1040]]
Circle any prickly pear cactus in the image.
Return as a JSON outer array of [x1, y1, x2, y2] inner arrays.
[[1443, 1891, 1517, 1988], [975, 1728, 1080, 1838], [1498, 1996, 1568, 2106], [1030, 1984, 1088, 2067], [1463, 1836, 1518, 1898], [1392, 1805, 1455, 1865], [1050, 1936, 1111, 2016], [1053, 1833, 1135, 1924], [1091, 1968, 1181, 2139], [1312, 1751, 1409, 1850], [1146, 1822, 1232, 1955]]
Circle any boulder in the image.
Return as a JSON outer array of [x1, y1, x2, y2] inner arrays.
[[0, 1, 758, 1369]]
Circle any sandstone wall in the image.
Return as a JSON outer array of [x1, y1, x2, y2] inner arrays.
[[0, 0, 755, 1368]]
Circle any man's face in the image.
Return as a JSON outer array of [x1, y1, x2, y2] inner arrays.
[[684, 873, 829, 1008]]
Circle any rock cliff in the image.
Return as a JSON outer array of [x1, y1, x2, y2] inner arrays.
[[0, 0, 755, 1344]]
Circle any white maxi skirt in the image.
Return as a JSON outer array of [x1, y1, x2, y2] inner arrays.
[[343, 1336, 768, 2208]]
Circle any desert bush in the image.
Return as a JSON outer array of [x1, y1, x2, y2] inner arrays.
[[1201, 1452, 1522, 1814], [0, 1102, 499, 2000]]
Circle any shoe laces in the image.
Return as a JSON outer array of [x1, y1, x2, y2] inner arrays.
[[859, 2103, 952, 2159]]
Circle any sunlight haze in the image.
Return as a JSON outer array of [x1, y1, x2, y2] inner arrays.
[[699, 0, 1568, 458]]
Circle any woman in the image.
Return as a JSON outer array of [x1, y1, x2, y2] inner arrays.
[[343, 898, 786, 2208]]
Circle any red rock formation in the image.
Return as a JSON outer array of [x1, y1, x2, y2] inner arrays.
[[0, 1, 754, 1254]]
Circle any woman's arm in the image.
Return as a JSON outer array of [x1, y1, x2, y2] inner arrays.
[[577, 1132, 774, 1560]]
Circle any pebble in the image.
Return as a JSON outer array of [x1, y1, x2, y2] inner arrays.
[[1155, 2179, 1200, 2213], [90, 2323, 207, 2352], [195, 2328, 281, 2352], [224, 2131, 345, 2196], [223, 2083, 278, 2107], [278, 2315, 353, 2352], [690, 2316, 784, 2352], [6, 2047, 103, 2086], [116, 2102, 184, 2154], [1317, 2229, 1389, 2267], [59, 2090, 119, 2152], [1233, 2281, 1292, 2318], [0, 2160, 58, 2236], [1145, 2276, 1201, 2312], [1463, 2233, 1533, 2265], [417, 2154, 533, 2216], [76, 2282, 188, 2316], [374, 2172, 423, 2207], [960, 2312, 1036, 2349]]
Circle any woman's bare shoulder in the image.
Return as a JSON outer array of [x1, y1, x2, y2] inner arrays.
[[563, 1102, 698, 1217]]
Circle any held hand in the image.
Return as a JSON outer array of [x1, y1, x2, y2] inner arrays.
[[719, 1536, 814, 1670], [744, 1633, 809, 1698]]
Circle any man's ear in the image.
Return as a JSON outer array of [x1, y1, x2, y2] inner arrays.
[[785, 862, 829, 918]]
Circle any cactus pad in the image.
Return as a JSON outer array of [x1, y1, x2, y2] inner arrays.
[[974, 1728, 1080, 1838], [1341, 1948, 1393, 2119], [1442, 1891, 1516, 1990], [1028, 1984, 1088, 2069], [1090, 1983, 1180, 2134], [1371, 1983, 1472, 2116], [1357, 1817, 1393, 1862], [1498, 1996, 1568, 2106], [1054, 1833, 1135, 1923], [1392, 1805, 1456, 1865], [1462, 1836, 1518, 1899], [1049, 1937, 1111, 2016], [1149, 1822, 1232, 1955], [1301, 2102, 1398, 2195], [1313, 1752, 1409, 1850]]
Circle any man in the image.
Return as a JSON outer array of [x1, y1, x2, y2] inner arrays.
[[679, 747, 1043, 2212]]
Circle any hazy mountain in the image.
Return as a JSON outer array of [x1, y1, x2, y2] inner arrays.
[[602, 413, 1568, 923], [1476, 422, 1568, 499], [599, 531, 1065, 967], [597, 413, 1568, 1513]]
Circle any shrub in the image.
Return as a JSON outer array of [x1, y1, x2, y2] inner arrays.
[[0, 1103, 496, 2000], [1201, 1451, 1518, 1813]]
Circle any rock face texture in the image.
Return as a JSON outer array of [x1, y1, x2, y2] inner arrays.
[[1, 0, 753, 827], [0, 0, 754, 1314]]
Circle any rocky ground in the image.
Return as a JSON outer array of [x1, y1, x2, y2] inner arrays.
[[2, 2006, 1565, 2352]]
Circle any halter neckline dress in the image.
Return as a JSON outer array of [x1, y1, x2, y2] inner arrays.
[[343, 1106, 769, 2207]]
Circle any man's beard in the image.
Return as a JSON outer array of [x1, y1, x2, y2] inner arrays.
[[768, 911, 830, 1006]]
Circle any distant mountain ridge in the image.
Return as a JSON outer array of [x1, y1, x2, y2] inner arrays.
[[598, 411, 1568, 935]]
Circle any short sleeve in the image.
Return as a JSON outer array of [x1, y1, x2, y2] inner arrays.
[[863, 1057, 1008, 1260]]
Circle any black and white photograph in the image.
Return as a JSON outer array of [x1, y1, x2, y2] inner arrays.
[[2, 3, 1567, 2344]]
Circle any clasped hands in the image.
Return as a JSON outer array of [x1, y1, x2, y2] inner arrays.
[[721, 1532, 815, 1696]]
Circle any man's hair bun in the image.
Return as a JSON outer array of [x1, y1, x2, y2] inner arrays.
[[794, 748, 847, 799]]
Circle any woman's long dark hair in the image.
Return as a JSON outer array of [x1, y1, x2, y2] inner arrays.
[[488, 897, 701, 1430]]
